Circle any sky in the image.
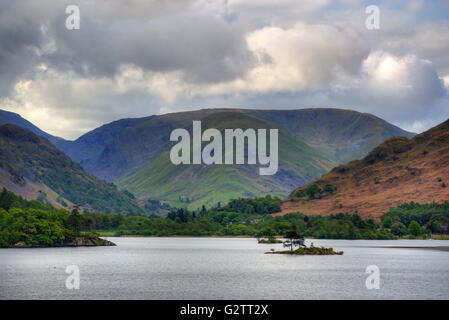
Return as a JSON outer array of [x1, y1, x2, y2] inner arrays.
[[0, 0, 448, 140]]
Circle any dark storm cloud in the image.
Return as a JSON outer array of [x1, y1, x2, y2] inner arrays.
[[44, 11, 252, 84], [0, 1, 44, 96], [0, 0, 253, 99]]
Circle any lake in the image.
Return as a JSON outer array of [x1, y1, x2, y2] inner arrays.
[[0, 238, 448, 299]]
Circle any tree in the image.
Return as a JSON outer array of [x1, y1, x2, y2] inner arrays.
[[256, 227, 277, 242], [306, 185, 321, 199], [81, 216, 94, 231], [391, 222, 407, 236], [408, 220, 421, 237], [350, 214, 365, 228], [296, 190, 305, 198], [382, 216, 393, 229], [283, 229, 305, 251], [365, 218, 378, 230], [68, 207, 81, 237], [168, 208, 192, 223], [323, 184, 334, 194], [261, 228, 276, 238]]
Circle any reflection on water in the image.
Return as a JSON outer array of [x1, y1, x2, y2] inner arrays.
[[0, 238, 448, 299]]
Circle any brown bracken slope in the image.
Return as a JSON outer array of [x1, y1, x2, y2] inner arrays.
[[278, 119, 449, 219]]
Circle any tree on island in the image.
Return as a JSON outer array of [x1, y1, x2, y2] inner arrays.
[[283, 229, 306, 251], [68, 206, 82, 237]]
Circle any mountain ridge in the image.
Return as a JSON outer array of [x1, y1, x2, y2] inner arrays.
[[0, 109, 67, 146], [54, 108, 415, 181], [244, 108, 415, 163]]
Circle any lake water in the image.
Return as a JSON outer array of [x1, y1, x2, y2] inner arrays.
[[0, 238, 448, 299]]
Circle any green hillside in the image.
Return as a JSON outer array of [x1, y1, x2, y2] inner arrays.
[[0, 124, 143, 214], [117, 112, 336, 209]]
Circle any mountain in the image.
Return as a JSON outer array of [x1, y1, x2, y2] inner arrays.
[[244, 108, 415, 164], [117, 111, 336, 209], [280, 119, 449, 219], [57, 108, 414, 182], [52, 116, 155, 181], [54, 108, 414, 209], [57, 109, 227, 181], [0, 124, 143, 213], [0, 109, 67, 146]]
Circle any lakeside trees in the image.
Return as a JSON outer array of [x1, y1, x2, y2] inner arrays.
[[79, 208, 398, 239], [1, 187, 448, 245], [0, 188, 112, 247], [382, 202, 449, 238], [0, 189, 74, 247], [84, 201, 449, 239], [0, 207, 71, 247]]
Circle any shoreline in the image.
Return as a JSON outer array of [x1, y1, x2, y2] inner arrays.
[[3, 237, 449, 249], [116, 235, 254, 238], [104, 235, 449, 241]]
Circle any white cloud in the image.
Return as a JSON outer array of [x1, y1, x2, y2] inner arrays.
[[443, 75, 449, 88], [196, 23, 367, 95], [328, 51, 448, 126], [0, 66, 177, 139]]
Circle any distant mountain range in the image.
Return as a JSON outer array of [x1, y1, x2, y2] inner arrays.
[[243, 109, 415, 164], [281, 119, 449, 218], [0, 108, 415, 210]]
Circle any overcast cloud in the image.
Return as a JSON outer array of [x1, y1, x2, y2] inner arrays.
[[0, 0, 448, 139]]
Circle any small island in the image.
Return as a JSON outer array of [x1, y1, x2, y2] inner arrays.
[[12, 232, 116, 248], [266, 246, 343, 255], [256, 229, 283, 243], [265, 230, 344, 255], [258, 238, 283, 244], [61, 232, 116, 247]]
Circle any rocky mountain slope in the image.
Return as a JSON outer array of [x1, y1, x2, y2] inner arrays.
[[0, 124, 143, 213], [280, 119, 449, 218]]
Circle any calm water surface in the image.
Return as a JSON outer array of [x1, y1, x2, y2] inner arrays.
[[0, 238, 448, 299]]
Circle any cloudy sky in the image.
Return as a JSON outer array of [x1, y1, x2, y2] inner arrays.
[[1, 0, 448, 139]]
